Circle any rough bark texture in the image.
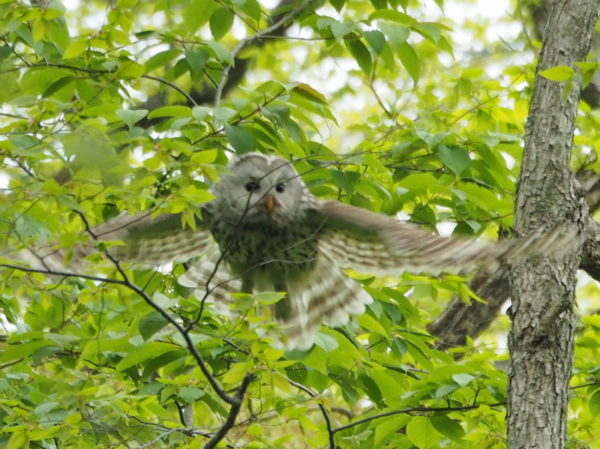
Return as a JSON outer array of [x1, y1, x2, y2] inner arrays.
[[531, 0, 600, 108], [508, 1, 598, 449]]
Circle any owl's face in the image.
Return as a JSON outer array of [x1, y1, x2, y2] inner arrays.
[[212, 153, 309, 226]]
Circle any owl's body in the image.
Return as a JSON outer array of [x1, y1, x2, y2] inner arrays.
[[52, 152, 572, 349], [208, 213, 320, 290]]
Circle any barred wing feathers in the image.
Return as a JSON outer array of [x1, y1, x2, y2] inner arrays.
[[315, 200, 575, 275], [89, 211, 212, 265], [178, 244, 242, 316]]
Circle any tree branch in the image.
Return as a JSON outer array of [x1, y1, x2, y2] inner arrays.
[[332, 402, 505, 434], [287, 378, 336, 449], [203, 372, 255, 449], [138, 0, 305, 113], [214, 0, 318, 105]]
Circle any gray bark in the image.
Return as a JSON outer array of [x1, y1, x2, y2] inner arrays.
[[508, 1, 598, 449], [531, 0, 600, 108]]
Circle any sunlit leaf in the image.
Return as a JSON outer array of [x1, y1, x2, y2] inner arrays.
[[398, 41, 420, 83], [539, 65, 574, 82], [210, 7, 234, 41]]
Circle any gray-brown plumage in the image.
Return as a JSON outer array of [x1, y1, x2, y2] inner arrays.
[[33, 152, 575, 349]]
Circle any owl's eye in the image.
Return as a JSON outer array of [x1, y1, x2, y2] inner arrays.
[[245, 181, 260, 192], [275, 183, 285, 193]]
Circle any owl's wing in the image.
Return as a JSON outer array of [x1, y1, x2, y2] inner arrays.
[[313, 199, 571, 276], [26, 210, 213, 270], [177, 244, 242, 316], [91, 211, 212, 264]]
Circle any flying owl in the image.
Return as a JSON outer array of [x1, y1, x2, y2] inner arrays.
[[42, 152, 570, 349]]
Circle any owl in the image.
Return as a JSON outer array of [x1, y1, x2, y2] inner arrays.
[[58, 152, 570, 349]]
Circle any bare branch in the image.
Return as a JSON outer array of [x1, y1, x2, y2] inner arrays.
[[214, 0, 319, 105]]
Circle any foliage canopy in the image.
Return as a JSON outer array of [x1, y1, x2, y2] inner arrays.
[[0, 0, 599, 448]]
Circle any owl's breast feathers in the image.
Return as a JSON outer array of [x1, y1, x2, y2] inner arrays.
[[206, 208, 326, 290]]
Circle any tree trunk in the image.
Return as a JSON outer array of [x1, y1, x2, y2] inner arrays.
[[508, 1, 599, 448]]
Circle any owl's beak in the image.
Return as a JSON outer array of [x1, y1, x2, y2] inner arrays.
[[263, 194, 278, 213]]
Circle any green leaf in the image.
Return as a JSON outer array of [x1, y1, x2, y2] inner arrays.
[[63, 38, 87, 59], [452, 373, 475, 387], [207, 41, 233, 64], [345, 36, 372, 75], [414, 22, 442, 44], [331, 21, 355, 40], [292, 83, 328, 104], [184, 0, 217, 33], [378, 23, 409, 48], [210, 7, 234, 40], [185, 48, 210, 74], [364, 30, 386, 54], [42, 75, 75, 98], [255, 291, 286, 305], [192, 106, 212, 122], [225, 124, 256, 154], [118, 60, 145, 78], [369, 9, 415, 25], [116, 341, 179, 371], [179, 386, 205, 404], [359, 373, 383, 405], [34, 401, 59, 417], [29, 425, 61, 440], [239, 0, 262, 21], [375, 415, 410, 446], [314, 332, 339, 351], [359, 313, 387, 336], [539, 65, 574, 82], [331, 169, 361, 194], [431, 415, 466, 440], [138, 311, 169, 340], [148, 105, 192, 119], [214, 106, 237, 122], [330, 0, 345, 12], [116, 109, 148, 129], [145, 49, 181, 72], [223, 361, 253, 384], [8, 430, 28, 449], [411, 204, 436, 226], [398, 42, 420, 84], [1, 339, 53, 363], [437, 144, 470, 175], [406, 416, 441, 449], [589, 389, 600, 416]]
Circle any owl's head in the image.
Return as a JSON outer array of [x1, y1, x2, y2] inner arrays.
[[211, 152, 314, 226]]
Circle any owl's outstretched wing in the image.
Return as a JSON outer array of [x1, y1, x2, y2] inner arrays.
[[25, 210, 213, 270], [91, 211, 212, 264], [314, 199, 573, 276], [178, 245, 242, 315]]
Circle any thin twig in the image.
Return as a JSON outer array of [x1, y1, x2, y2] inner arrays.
[[287, 379, 337, 449], [332, 402, 505, 434], [214, 0, 318, 105], [20, 63, 197, 104]]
